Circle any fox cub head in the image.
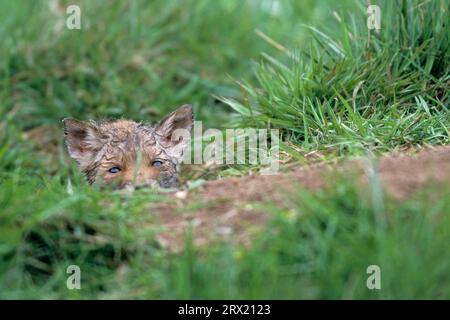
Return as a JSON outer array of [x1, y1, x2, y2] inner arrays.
[[63, 105, 193, 190]]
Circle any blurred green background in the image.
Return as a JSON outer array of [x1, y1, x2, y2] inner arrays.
[[0, 0, 354, 127]]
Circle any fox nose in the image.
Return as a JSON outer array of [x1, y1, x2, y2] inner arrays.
[[134, 184, 152, 190], [120, 166, 160, 190], [120, 180, 158, 190], [121, 183, 135, 192]]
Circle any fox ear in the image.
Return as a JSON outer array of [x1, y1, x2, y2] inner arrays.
[[63, 118, 104, 164], [155, 105, 193, 160]]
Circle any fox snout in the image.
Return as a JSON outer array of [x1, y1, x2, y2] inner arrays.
[[111, 168, 179, 190], [119, 181, 159, 191], [114, 171, 159, 190]]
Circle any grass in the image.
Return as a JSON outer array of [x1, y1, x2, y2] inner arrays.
[[0, 0, 449, 299], [223, 0, 449, 155], [0, 0, 354, 128], [2, 173, 450, 299]]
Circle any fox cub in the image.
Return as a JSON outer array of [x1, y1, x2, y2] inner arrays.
[[63, 105, 193, 190]]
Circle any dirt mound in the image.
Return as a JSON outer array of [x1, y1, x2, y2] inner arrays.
[[148, 145, 450, 251]]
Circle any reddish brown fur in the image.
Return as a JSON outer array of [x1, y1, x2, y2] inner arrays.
[[63, 105, 193, 189]]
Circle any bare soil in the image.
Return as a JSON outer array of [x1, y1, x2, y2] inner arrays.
[[147, 145, 450, 251]]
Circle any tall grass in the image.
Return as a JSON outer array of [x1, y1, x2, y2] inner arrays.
[[223, 0, 449, 154], [0, 0, 354, 129], [2, 173, 449, 299]]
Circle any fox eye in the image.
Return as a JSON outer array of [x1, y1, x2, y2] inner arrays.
[[152, 160, 163, 168], [108, 167, 121, 173]]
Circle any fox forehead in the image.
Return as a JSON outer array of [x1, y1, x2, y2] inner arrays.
[[96, 120, 167, 162], [99, 119, 154, 146]]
